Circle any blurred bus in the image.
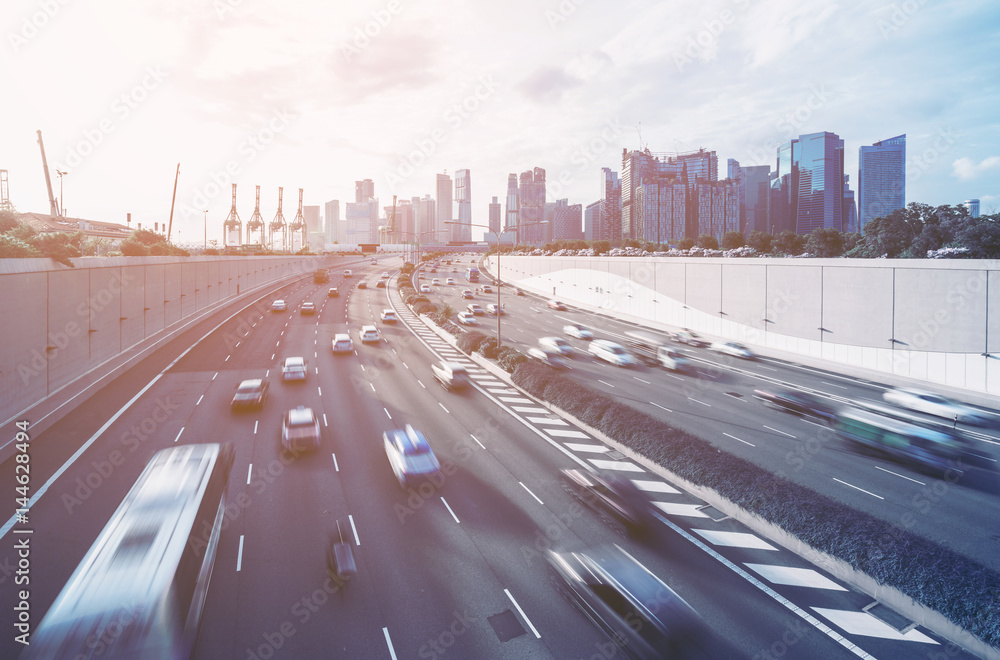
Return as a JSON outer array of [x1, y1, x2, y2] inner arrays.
[[25, 443, 234, 660], [834, 408, 965, 472], [466, 267, 479, 282]]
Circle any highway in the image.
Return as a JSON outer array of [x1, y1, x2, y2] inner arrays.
[[0, 254, 988, 659]]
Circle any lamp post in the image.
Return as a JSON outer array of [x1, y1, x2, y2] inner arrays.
[[203, 209, 208, 250], [55, 170, 66, 216], [446, 220, 545, 347]]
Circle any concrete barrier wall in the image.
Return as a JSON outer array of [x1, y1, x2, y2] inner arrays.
[[0, 255, 325, 424], [491, 256, 1000, 397]]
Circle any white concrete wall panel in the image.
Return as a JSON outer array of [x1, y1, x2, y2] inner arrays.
[[121, 266, 146, 349], [894, 268, 986, 353], [822, 266, 893, 348], [0, 272, 48, 415], [144, 264, 165, 335], [989, 269, 1000, 354], [87, 266, 126, 368], [721, 264, 767, 333], [685, 263, 722, 323], [765, 265, 822, 342], [47, 269, 92, 392]]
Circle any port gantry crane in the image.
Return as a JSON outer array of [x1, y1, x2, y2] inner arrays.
[[246, 185, 265, 247], [223, 183, 242, 249], [269, 187, 287, 252], [287, 188, 306, 252]]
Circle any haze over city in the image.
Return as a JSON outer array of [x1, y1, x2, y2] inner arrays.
[[2, 0, 998, 242]]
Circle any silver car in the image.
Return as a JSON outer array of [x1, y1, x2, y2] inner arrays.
[[883, 387, 992, 426]]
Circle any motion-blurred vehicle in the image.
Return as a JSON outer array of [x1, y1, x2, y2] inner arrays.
[[328, 287, 339, 297], [313, 268, 329, 283], [560, 469, 654, 536], [711, 341, 754, 359], [281, 406, 321, 453], [527, 347, 568, 369], [280, 356, 307, 381], [300, 302, 316, 315], [548, 300, 567, 311], [231, 378, 269, 410], [420, 284, 431, 293], [539, 336, 574, 357], [481, 284, 493, 294], [589, 340, 638, 367], [755, 389, 838, 424], [674, 329, 708, 348], [834, 407, 969, 472], [461, 289, 474, 299], [360, 325, 380, 343], [432, 278, 441, 286], [467, 303, 485, 316], [332, 334, 354, 354], [357, 281, 367, 289], [380, 309, 397, 323], [383, 425, 442, 488], [883, 387, 992, 426], [457, 311, 478, 325], [271, 299, 287, 312], [381, 271, 390, 278], [432, 361, 470, 390], [564, 323, 594, 340], [514, 288, 525, 296], [657, 347, 690, 372], [376, 279, 387, 288], [545, 546, 705, 659], [446, 277, 456, 285], [343, 269, 353, 277], [486, 303, 504, 315]]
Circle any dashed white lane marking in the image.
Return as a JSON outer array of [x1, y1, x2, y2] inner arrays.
[[763, 425, 796, 438], [564, 443, 609, 453], [692, 529, 778, 551], [505, 589, 541, 639], [441, 497, 460, 523], [652, 502, 711, 518], [632, 479, 680, 495], [512, 406, 548, 414], [873, 465, 926, 485], [811, 608, 937, 643], [526, 417, 568, 426], [383, 628, 398, 660], [520, 482, 544, 504], [236, 535, 245, 572], [745, 564, 848, 591], [545, 428, 590, 439], [724, 432, 755, 447], [589, 459, 644, 472], [833, 478, 884, 500]]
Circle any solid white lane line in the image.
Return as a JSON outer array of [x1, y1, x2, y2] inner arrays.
[[821, 381, 849, 389], [349, 514, 361, 545], [633, 377, 651, 384], [236, 535, 245, 572], [873, 466, 926, 485], [441, 497, 460, 523], [332, 453, 339, 471], [649, 401, 673, 413], [598, 380, 615, 388], [439, 403, 450, 413], [724, 432, 755, 447], [763, 425, 796, 438], [174, 427, 184, 443], [688, 397, 711, 407], [505, 589, 541, 639], [246, 464, 252, 485], [833, 478, 884, 499], [383, 628, 398, 660], [519, 482, 543, 504], [470, 434, 485, 449]]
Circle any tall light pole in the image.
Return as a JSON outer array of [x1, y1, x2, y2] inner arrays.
[[447, 220, 545, 347], [55, 170, 66, 216], [204, 209, 208, 249]]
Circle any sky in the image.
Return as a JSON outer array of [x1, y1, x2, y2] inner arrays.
[[2, 0, 999, 244]]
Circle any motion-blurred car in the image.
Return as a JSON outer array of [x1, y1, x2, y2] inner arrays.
[[457, 311, 478, 325], [674, 329, 709, 348], [589, 340, 638, 367], [446, 277, 455, 285], [331, 334, 353, 354], [343, 270, 353, 277], [657, 347, 690, 372], [481, 285, 493, 294], [432, 278, 441, 286], [432, 361, 470, 390], [711, 341, 754, 359], [380, 309, 397, 323], [231, 379, 269, 410], [280, 357, 307, 381], [381, 272, 390, 278], [328, 288, 339, 297], [486, 303, 504, 315], [467, 303, 485, 316], [281, 406, 320, 453], [360, 325, 380, 343], [547, 300, 567, 311], [754, 389, 838, 424], [376, 279, 386, 288], [883, 387, 992, 426], [357, 281, 367, 289], [546, 546, 705, 659], [420, 284, 431, 293], [539, 336, 573, 357], [560, 469, 655, 536], [514, 288, 525, 296], [383, 425, 442, 488], [563, 324, 593, 340], [461, 289, 474, 299], [300, 302, 316, 315], [527, 347, 568, 369], [270, 299, 287, 312]]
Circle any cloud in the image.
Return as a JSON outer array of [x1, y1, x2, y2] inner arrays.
[[514, 65, 583, 103], [951, 156, 1000, 180]]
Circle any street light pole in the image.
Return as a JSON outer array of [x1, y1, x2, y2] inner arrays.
[[204, 209, 208, 249]]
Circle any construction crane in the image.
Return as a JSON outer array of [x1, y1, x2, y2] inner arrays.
[[166, 163, 179, 242], [36, 130, 59, 217], [0, 170, 16, 213]]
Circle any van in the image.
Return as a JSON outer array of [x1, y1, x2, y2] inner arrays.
[[657, 346, 690, 372], [431, 361, 470, 390], [623, 331, 663, 366]]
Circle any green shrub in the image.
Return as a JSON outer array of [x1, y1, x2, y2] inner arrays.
[[456, 330, 488, 355], [477, 337, 501, 359], [497, 347, 527, 373], [413, 301, 437, 315]]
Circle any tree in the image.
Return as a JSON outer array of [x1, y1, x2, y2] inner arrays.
[[592, 240, 611, 255], [804, 227, 846, 257], [119, 239, 148, 256], [622, 238, 641, 249], [0, 234, 41, 258], [721, 231, 745, 251], [772, 231, 805, 256], [747, 230, 772, 254], [32, 232, 80, 267], [696, 234, 719, 250], [0, 210, 19, 233], [131, 228, 166, 246], [676, 236, 696, 250], [951, 217, 1000, 258]]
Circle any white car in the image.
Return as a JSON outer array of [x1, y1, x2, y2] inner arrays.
[[281, 406, 320, 453], [332, 334, 354, 353], [539, 336, 573, 357], [383, 425, 441, 488], [360, 325, 380, 343], [589, 340, 638, 367], [457, 312, 478, 325], [467, 304, 484, 316], [420, 284, 431, 293], [527, 347, 568, 369], [381, 272, 390, 279], [380, 309, 398, 323], [446, 277, 455, 285], [271, 299, 287, 312], [711, 341, 755, 359], [432, 278, 441, 286], [486, 303, 504, 315], [563, 324, 593, 340], [883, 387, 992, 426], [461, 289, 474, 299], [281, 356, 307, 381], [343, 269, 353, 277]]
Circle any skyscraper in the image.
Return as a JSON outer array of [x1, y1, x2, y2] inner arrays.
[[599, 167, 622, 242], [324, 199, 340, 244], [518, 168, 546, 244], [964, 199, 980, 218], [488, 196, 501, 237], [303, 205, 322, 249], [454, 169, 471, 243], [584, 201, 601, 241], [621, 148, 718, 240], [843, 175, 858, 234], [858, 135, 906, 231], [740, 165, 771, 235], [794, 131, 845, 234], [504, 173, 518, 234], [552, 199, 583, 240], [355, 179, 374, 203], [436, 172, 452, 240]]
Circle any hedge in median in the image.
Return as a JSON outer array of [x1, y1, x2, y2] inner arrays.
[[510, 360, 1000, 646]]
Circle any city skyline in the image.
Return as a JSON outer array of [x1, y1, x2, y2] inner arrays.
[[2, 0, 998, 243]]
